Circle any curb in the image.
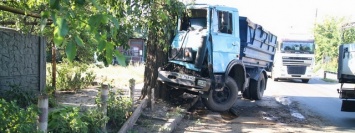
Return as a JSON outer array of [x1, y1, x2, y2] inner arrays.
[[118, 98, 148, 133], [119, 96, 199, 133]]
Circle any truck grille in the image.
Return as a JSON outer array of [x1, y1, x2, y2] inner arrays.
[[287, 66, 306, 75], [282, 57, 312, 66]]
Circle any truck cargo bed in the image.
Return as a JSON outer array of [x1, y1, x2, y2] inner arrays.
[[239, 17, 277, 71]]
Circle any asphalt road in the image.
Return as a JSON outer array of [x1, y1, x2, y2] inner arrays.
[[265, 77, 355, 132]]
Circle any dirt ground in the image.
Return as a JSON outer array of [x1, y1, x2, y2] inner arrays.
[[54, 65, 338, 133], [55, 84, 335, 133], [133, 93, 337, 133]]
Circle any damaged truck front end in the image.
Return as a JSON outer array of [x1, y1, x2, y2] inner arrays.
[[158, 5, 214, 93]]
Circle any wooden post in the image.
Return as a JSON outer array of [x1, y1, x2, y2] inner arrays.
[[129, 78, 135, 110], [324, 71, 327, 79], [38, 94, 48, 133], [101, 84, 109, 132], [52, 43, 56, 93]]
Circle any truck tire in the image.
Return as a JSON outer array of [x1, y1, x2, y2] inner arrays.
[[250, 73, 266, 100], [242, 89, 251, 99], [202, 76, 238, 112], [302, 79, 309, 83]]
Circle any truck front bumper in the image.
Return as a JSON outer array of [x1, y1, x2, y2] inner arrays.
[[274, 74, 312, 80], [157, 70, 211, 91]]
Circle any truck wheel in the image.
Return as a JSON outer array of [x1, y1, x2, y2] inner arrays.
[[242, 89, 251, 99], [250, 73, 266, 100], [302, 79, 309, 83], [202, 76, 238, 112]]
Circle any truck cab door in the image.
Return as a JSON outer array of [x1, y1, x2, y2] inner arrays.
[[210, 8, 240, 73]]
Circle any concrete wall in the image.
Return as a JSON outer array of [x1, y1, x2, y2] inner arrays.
[[0, 29, 46, 93]]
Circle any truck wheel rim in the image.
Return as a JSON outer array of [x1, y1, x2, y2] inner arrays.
[[212, 85, 231, 104]]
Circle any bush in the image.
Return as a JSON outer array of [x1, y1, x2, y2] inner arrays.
[[82, 108, 109, 133], [1, 85, 37, 108], [96, 88, 132, 132], [0, 99, 39, 133], [48, 106, 88, 133], [46, 59, 96, 92]]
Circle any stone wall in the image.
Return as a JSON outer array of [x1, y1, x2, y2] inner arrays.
[[0, 29, 46, 93]]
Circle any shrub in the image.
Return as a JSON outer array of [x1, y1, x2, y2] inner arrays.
[[46, 59, 96, 92], [82, 108, 109, 133], [48, 106, 88, 133], [2, 85, 37, 108], [0, 99, 39, 132], [95, 88, 132, 132]]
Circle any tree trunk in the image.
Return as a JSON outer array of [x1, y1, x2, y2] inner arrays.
[[140, 32, 167, 100]]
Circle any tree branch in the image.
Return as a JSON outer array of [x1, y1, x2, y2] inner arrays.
[[0, 21, 52, 25], [0, 4, 42, 19]]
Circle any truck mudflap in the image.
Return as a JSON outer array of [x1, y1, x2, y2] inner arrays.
[[337, 83, 355, 112], [158, 70, 211, 91]]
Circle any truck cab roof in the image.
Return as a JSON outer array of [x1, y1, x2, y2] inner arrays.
[[186, 4, 238, 12]]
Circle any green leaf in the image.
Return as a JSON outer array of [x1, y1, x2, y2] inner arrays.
[[114, 51, 126, 66], [51, 11, 57, 25], [40, 18, 47, 32], [53, 28, 64, 46], [50, 0, 60, 10], [75, 0, 86, 6], [105, 42, 114, 64], [98, 40, 106, 51], [56, 18, 69, 37], [111, 17, 119, 29], [74, 35, 84, 47], [66, 41, 77, 61]]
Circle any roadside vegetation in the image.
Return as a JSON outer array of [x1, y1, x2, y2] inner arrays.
[[314, 17, 355, 72]]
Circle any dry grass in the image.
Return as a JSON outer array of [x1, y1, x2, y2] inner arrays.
[[89, 64, 145, 88]]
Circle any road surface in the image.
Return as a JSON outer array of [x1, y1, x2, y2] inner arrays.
[[265, 77, 355, 132]]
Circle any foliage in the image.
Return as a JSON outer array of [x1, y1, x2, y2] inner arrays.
[[314, 16, 355, 72], [314, 17, 343, 64], [48, 106, 88, 133], [47, 59, 96, 92], [1, 0, 130, 65], [96, 87, 132, 132], [0, 99, 39, 133], [342, 24, 355, 44], [139, 0, 187, 99], [1, 85, 37, 108], [82, 109, 109, 133]]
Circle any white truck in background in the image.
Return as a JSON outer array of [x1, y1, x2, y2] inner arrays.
[[271, 38, 315, 83]]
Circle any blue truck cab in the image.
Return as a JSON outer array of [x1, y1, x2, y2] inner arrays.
[[158, 4, 277, 112]]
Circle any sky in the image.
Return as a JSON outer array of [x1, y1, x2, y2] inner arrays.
[[189, 0, 355, 38]]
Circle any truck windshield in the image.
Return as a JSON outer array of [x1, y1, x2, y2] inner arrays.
[[180, 9, 207, 31], [281, 42, 315, 54]]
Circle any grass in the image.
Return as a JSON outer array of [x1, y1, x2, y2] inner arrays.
[[88, 64, 145, 88], [46, 62, 145, 88]]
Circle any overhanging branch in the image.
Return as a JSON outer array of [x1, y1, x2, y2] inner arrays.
[[0, 21, 52, 25], [0, 4, 41, 19]]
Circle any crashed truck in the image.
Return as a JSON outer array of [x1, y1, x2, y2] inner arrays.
[[157, 4, 277, 112]]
